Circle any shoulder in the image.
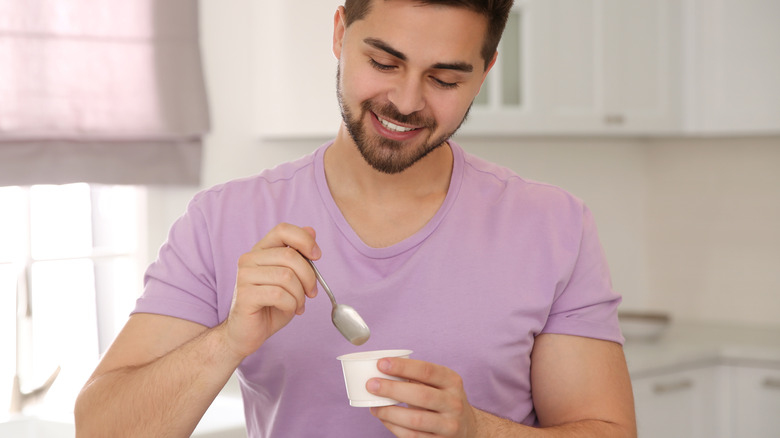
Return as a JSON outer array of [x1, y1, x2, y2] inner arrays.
[[190, 149, 319, 210], [456, 144, 585, 216]]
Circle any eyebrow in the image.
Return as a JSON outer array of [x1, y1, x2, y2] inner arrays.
[[432, 61, 474, 73], [363, 37, 474, 73]]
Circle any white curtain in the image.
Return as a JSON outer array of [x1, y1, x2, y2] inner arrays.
[[0, 0, 210, 185]]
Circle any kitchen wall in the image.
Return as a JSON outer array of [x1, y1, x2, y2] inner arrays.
[[145, 0, 779, 331], [465, 136, 780, 328], [645, 137, 780, 327]]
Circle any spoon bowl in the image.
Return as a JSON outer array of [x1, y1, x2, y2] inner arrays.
[[303, 255, 371, 345], [332, 304, 371, 345]]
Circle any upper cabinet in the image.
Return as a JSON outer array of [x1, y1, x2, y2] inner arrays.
[[462, 0, 780, 136], [461, 0, 680, 136], [681, 0, 780, 135], [252, 0, 780, 138], [251, 1, 343, 139]]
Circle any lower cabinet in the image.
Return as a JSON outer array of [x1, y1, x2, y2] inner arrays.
[[732, 366, 780, 437], [632, 363, 780, 438], [632, 366, 724, 438]]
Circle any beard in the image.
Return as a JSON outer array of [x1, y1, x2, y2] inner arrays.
[[336, 68, 471, 174]]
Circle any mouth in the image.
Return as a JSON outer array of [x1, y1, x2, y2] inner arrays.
[[370, 112, 425, 141], [376, 114, 417, 133]]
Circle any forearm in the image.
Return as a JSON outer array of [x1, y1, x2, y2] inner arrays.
[[75, 323, 243, 437], [474, 408, 636, 438]]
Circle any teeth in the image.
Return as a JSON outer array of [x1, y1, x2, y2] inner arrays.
[[378, 116, 415, 133]]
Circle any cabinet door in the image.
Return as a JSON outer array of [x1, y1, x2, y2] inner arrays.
[[602, 0, 680, 133], [461, 0, 677, 136], [732, 366, 780, 438], [632, 367, 725, 438], [463, 0, 604, 136], [683, 0, 780, 134], [251, 1, 343, 138]]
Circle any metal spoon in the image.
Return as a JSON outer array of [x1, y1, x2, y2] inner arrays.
[[303, 256, 370, 345]]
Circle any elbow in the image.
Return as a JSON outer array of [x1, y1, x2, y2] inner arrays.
[[73, 381, 106, 437], [73, 388, 92, 436]]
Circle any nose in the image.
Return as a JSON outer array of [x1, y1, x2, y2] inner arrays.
[[387, 74, 426, 116]]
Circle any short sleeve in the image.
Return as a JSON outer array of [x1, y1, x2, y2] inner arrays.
[[540, 205, 624, 344], [133, 194, 221, 328]]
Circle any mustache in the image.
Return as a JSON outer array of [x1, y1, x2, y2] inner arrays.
[[362, 100, 436, 128]]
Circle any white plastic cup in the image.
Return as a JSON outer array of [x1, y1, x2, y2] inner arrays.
[[336, 349, 413, 407]]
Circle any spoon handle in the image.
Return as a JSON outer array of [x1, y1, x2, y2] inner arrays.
[[303, 256, 338, 307]]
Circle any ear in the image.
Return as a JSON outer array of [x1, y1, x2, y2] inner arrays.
[[332, 6, 347, 59], [481, 51, 498, 84]]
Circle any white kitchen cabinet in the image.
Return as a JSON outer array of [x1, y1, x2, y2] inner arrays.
[[463, 0, 780, 136], [250, 0, 678, 138], [632, 363, 780, 438], [632, 366, 726, 438], [251, 1, 343, 139], [681, 0, 780, 135], [461, 0, 678, 136], [601, 0, 681, 134], [248, 0, 779, 138], [732, 366, 780, 437]]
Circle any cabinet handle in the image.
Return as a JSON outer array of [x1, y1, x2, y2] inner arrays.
[[604, 114, 625, 125], [764, 378, 780, 390], [653, 379, 693, 394]]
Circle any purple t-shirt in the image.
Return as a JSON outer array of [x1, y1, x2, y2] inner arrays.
[[135, 141, 623, 437]]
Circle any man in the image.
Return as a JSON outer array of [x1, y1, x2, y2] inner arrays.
[[75, 1, 636, 436]]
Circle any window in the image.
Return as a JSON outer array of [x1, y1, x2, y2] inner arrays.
[[0, 183, 146, 416]]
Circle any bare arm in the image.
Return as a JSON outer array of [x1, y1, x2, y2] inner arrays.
[[74, 223, 321, 437], [367, 334, 636, 437], [75, 314, 240, 437], [527, 334, 636, 437]]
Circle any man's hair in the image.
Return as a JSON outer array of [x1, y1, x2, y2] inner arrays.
[[343, 0, 515, 70]]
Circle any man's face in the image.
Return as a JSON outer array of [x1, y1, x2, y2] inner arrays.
[[333, 1, 493, 174]]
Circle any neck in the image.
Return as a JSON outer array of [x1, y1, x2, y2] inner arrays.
[[325, 124, 453, 201], [322, 125, 454, 248]]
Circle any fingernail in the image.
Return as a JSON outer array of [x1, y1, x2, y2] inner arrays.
[[377, 358, 391, 372], [366, 378, 380, 393], [311, 245, 322, 259]]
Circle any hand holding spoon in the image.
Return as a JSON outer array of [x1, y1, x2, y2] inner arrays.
[[302, 256, 370, 345]]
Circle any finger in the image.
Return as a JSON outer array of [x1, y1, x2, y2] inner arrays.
[[377, 420, 410, 438], [378, 358, 460, 390], [300, 226, 320, 263], [368, 376, 451, 414], [244, 244, 319, 299], [237, 246, 319, 311], [254, 223, 321, 261], [235, 257, 308, 315], [371, 405, 459, 437], [246, 284, 301, 316], [301, 225, 317, 242]]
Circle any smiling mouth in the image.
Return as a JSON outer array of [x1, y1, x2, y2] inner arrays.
[[375, 114, 417, 133]]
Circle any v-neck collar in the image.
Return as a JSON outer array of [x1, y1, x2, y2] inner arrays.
[[314, 140, 464, 259]]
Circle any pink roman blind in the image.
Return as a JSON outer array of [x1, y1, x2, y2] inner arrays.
[[0, 0, 210, 185]]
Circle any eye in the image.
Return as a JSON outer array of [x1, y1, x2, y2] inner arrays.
[[369, 58, 395, 71], [432, 77, 459, 90]]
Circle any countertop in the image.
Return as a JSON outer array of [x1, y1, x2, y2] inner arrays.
[[623, 320, 780, 378]]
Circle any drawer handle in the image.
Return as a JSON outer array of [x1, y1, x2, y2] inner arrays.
[[653, 379, 693, 394], [604, 114, 625, 125], [764, 378, 780, 390]]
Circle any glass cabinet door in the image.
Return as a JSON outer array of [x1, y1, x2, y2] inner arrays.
[[473, 3, 524, 110]]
